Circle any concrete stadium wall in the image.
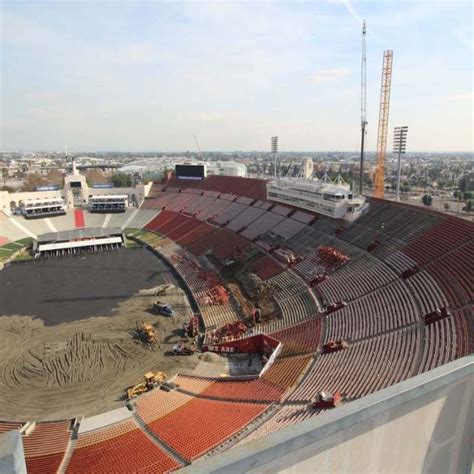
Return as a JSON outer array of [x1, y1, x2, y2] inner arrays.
[[183, 356, 474, 474], [0, 190, 63, 215], [0, 182, 153, 216]]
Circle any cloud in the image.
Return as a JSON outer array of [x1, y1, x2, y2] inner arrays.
[[311, 68, 351, 83], [192, 112, 224, 122], [445, 92, 474, 101], [452, 29, 473, 51], [328, 0, 363, 23], [97, 42, 161, 65]]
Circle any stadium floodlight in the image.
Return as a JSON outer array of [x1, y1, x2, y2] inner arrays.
[[271, 136, 278, 179], [393, 126, 408, 201]]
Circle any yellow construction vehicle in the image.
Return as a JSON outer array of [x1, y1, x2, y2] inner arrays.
[[136, 321, 157, 344], [126, 371, 167, 400]]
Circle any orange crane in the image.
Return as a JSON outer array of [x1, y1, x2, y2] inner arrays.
[[373, 50, 393, 199]]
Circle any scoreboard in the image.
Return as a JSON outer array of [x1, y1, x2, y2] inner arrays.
[[175, 164, 206, 180]]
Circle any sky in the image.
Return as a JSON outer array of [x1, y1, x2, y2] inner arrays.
[[1, 0, 473, 152]]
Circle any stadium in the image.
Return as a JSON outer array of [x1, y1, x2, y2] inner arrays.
[[0, 170, 472, 473]]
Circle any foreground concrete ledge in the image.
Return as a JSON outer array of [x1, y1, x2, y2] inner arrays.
[[0, 431, 26, 474], [78, 407, 132, 434], [181, 355, 474, 473]]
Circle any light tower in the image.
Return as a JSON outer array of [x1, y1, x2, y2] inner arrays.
[[271, 136, 278, 179], [374, 50, 393, 199], [393, 126, 408, 201], [359, 20, 367, 195]]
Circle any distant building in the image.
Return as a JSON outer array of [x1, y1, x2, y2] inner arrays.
[[302, 158, 313, 178], [119, 157, 247, 178]]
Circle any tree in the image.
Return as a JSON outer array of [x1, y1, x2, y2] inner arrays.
[[459, 173, 474, 193], [20, 174, 48, 192], [46, 170, 64, 189], [422, 194, 433, 207], [0, 185, 15, 193], [443, 202, 450, 211], [464, 200, 473, 213], [400, 181, 410, 193], [86, 169, 109, 186], [111, 173, 132, 188]]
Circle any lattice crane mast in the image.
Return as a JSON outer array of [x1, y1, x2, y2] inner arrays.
[[359, 20, 367, 195], [373, 50, 393, 199]]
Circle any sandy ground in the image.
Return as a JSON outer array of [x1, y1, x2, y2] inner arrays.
[[0, 251, 201, 421]]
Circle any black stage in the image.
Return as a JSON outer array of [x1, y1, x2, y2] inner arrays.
[[0, 248, 177, 326]]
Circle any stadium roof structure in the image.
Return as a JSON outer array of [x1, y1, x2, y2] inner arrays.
[[36, 227, 123, 244]]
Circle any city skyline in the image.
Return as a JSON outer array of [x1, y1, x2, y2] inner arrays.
[[1, 0, 473, 152]]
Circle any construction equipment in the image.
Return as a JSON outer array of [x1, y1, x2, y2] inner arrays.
[[322, 339, 349, 354], [359, 20, 367, 195], [318, 246, 350, 269], [310, 391, 343, 409], [153, 301, 174, 317], [367, 238, 381, 252], [126, 371, 167, 400], [310, 273, 326, 287], [172, 341, 195, 356], [209, 320, 248, 344], [424, 307, 450, 325], [324, 301, 347, 315], [402, 265, 419, 279], [374, 50, 394, 199], [272, 247, 301, 266], [183, 315, 199, 338], [197, 286, 229, 306], [136, 321, 157, 344]]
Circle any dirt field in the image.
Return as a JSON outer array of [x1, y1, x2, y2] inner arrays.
[[0, 249, 200, 421]]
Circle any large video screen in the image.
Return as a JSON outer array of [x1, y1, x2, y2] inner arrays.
[[175, 164, 206, 180], [70, 181, 82, 188]]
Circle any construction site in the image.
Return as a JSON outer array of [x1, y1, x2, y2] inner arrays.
[[0, 248, 201, 421]]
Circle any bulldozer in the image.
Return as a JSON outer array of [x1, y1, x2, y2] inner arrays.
[[137, 321, 157, 344], [127, 371, 167, 400]]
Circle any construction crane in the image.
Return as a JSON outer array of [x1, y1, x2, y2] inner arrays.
[[373, 50, 394, 199], [193, 134, 204, 160], [359, 20, 367, 195]]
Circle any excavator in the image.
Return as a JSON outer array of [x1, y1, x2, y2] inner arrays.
[[126, 371, 167, 400]]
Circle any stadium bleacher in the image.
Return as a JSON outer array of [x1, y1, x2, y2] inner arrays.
[[1, 176, 472, 472], [66, 419, 181, 473]]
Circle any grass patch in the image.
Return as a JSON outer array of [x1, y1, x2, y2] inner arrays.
[[16, 237, 34, 247], [13, 251, 34, 261], [124, 227, 141, 236], [125, 237, 143, 248], [0, 248, 13, 258], [1, 242, 23, 250]]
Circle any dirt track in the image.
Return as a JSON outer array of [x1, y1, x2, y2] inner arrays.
[[0, 250, 200, 421]]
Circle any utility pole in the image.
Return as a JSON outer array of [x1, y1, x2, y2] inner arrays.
[[393, 126, 408, 201], [359, 20, 367, 195]]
